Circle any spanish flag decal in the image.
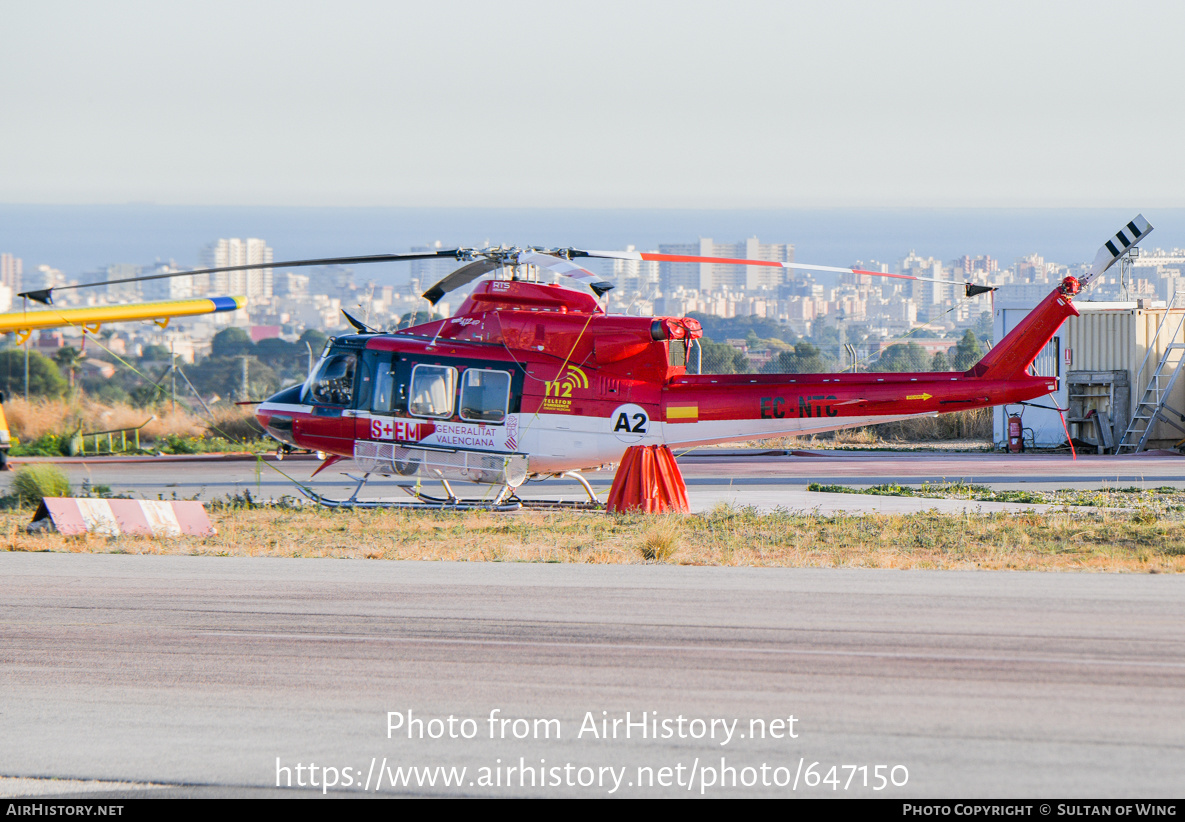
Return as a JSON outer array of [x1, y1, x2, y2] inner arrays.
[[666, 404, 699, 423]]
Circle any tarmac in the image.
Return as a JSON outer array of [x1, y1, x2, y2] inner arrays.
[[8, 448, 1184, 515]]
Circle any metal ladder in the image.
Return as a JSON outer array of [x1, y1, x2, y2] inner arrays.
[[1116, 294, 1185, 452]]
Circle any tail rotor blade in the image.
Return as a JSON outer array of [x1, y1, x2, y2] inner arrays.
[[1081, 214, 1153, 289]]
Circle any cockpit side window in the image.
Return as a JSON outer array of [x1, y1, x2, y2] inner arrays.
[[459, 369, 510, 424], [307, 352, 358, 406], [408, 364, 457, 419]]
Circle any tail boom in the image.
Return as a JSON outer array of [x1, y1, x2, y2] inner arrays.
[[965, 278, 1079, 381]]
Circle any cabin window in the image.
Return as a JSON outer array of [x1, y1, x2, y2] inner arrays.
[[371, 357, 396, 413], [307, 352, 358, 406], [459, 368, 510, 424], [409, 364, 457, 419]]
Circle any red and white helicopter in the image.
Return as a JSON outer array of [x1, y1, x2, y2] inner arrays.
[[26, 216, 1152, 508]]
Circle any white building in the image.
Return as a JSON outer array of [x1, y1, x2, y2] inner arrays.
[[658, 238, 793, 292], [992, 290, 1185, 451], [409, 242, 458, 292], [612, 245, 660, 294], [203, 238, 274, 300], [0, 253, 21, 293], [140, 261, 194, 300]]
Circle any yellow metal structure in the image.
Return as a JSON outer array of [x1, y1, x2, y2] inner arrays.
[[0, 296, 245, 467], [0, 296, 246, 338]]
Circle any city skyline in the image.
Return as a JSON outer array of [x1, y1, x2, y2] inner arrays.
[[5, 221, 1172, 357], [4, 205, 1184, 280]]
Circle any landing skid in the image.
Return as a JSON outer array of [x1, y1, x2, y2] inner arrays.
[[297, 473, 521, 511], [507, 471, 604, 510], [296, 470, 604, 511]]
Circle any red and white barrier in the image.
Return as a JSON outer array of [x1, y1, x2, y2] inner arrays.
[[28, 498, 216, 537]]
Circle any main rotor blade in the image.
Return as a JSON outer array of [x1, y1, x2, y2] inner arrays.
[[18, 250, 463, 305], [572, 249, 992, 294], [422, 259, 502, 305]]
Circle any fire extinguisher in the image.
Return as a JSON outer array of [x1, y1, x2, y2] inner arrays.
[[1008, 413, 1024, 453]]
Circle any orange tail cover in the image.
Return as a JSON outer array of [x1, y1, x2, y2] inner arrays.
[[606, 445, 690, 514]]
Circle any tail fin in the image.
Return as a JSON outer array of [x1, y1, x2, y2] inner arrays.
[[966, 281, 1079, 380]]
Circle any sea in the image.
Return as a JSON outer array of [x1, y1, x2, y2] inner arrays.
[[1, 205, 1182, 287]]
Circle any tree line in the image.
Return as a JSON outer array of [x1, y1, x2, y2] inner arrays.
[[0, 327, 329, 405], [691, 311, 989, 375]]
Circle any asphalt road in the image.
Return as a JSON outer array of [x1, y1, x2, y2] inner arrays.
[[7, 449, 1185, 514], [2, 555, 1183, 798], [3, 450, 1183, 798]]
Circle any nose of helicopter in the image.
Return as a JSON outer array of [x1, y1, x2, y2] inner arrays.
[[255, 384, 304, 447]]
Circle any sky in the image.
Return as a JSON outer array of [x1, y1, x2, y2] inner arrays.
[[2, 0, 1183, 208]]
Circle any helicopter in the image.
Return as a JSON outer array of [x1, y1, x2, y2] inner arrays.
[[20, 216, 1152, 508]]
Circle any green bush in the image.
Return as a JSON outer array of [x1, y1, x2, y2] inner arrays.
[[205, 411, 265, 443], [159, 433, 201, 454], [11, 464, 72, 504], [10, 433, 71, 457]]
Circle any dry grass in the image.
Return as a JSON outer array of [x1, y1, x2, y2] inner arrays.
[[637, 516, 682, 561], [2, 397, 260, 443], [3, 503, 1183, 573], [870, 407, 993, 441]]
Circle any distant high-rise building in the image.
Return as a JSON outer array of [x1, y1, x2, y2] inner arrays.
[[106, 263, 142, 302], [202, 238, 274, 299], [1, 253, 21, 292], [957, 255, 998, 276], [28, 265, 66, 293], [409, 242, 457, 293], [1014, 254, 1049, 284], [274, 271, 310, 297], [900, 251, 950, 306], [658, 238, 793, 292], [657, 241, 705, 292], [141, 261, 192, 300], [612, 245, 660, 294]]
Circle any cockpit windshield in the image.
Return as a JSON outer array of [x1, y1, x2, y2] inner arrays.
[[305, 351, 358, 406]]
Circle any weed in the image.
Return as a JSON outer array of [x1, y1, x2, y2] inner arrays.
[[209, 490, 263, 510], [11, 464, 72, 504], [9, 433, 72, 457], [638, 517, 682, 562]]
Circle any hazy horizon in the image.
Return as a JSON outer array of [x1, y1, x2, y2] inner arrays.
[[2, 205, 1180, 283]]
